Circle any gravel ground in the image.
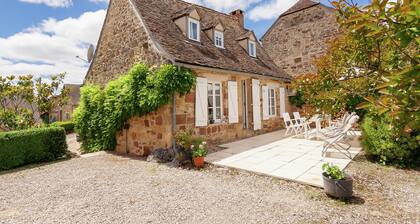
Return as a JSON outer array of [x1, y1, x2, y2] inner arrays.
[[66, 133, 81, 156], [0, 153, 419, 224]]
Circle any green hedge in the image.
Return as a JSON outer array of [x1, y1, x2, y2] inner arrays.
[[53, 121, 75, 133], [0, 127, 68, 170], [361, 114, 419, 167]]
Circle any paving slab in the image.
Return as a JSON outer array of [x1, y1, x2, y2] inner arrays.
[[207, 130, 362, 188]]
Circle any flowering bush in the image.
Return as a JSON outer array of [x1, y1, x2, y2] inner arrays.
[[191, 139, 207, 158]]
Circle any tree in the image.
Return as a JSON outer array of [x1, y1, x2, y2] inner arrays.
[[0, 74, 69, 131], [34, 73, 69, 124], [292, 0, 419, 129], [291, 0, 419, 166], [0, 75, 35, 131], [334, 0, 419, 133]]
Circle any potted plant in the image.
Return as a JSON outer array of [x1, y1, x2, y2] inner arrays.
[[191, 140, 207, 168], [322, 163, 353, 199]]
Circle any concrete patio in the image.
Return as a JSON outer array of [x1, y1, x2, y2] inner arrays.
[[206, 130, 362, 187]]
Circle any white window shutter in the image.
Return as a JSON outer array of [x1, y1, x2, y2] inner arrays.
[[252, 79, 261, 130], [262, 86, 269, 120], [279, 87, 286, 117], [195, 77, 208, 126], [228, 81, 239, 124]]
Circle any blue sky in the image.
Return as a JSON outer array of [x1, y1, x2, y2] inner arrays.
[[0, 0, 107, 37], [0, 0, 370, 84]]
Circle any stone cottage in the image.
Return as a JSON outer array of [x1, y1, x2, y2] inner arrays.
[[261, 0, 339, 77], [85, 0, 295, 156], [50, 84, 80, 122]]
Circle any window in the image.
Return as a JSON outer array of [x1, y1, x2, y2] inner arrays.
[[268, 88, 276, 116], [207, 82, 222, 124], [188, 18, 200, 41], [248, 40, 256, 57], [214, 30, 224, 48], [65, 112, 70, 120]]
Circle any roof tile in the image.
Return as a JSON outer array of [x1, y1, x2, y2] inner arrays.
[[131, 0, 291, 81]]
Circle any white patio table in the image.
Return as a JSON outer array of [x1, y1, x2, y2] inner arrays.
[[304, 114, 322, 139]]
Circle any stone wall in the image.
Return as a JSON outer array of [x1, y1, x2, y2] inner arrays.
[[84, 0, 167, 86], [116, 68, 294, 156], [262, 5, 339, 77]]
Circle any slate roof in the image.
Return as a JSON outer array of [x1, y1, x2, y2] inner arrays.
[[130, 0, 291, 81]]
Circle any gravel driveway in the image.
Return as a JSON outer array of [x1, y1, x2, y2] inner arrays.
[[0, 153, 419, 224]]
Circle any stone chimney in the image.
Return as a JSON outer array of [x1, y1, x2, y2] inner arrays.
[[230, 9, 244, 27]]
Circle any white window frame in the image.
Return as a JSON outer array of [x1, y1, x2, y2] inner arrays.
[[188, 18, 200, 42], [248, 40, 256, 57], [268, 88, 276, 117], [214, 30, 224, 48], [207, 81, 223, 124]]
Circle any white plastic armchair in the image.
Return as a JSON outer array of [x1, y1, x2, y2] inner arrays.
[[293, 112, 306, 127], [282, 112, 302, 136], [324, 112, 356, 134]]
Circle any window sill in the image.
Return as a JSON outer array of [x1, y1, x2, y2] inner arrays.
[[208, 120, 225, 126]]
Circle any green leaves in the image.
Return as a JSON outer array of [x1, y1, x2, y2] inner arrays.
[[322, 163, 346, 180], [0, 73, 68, 130], [361, 114, 419, 167], [73, 63, 196, 152]]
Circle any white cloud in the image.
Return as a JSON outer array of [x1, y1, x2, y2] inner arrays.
[[248, 0, 298, 21], [19, 0, 73, 8], [0, 10, 106, 84], [19, 0, 109, 7], [184, 0, 299, 21], [89, 0, 109, 3]]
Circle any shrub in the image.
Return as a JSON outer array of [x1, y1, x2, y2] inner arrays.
[[74, 63, 196, 152], [175, 129, 194, 150], [0, 127, 68, 170], [361, 114, 419, 167], [52, 121, 75, 133], [288, 90, 305, 108]]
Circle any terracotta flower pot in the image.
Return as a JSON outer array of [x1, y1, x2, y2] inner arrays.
[[193, 156, 205, 168], [322, 172, 353, 199]]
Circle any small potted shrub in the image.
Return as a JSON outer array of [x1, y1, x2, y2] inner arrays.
[[322, 163, 353, 199], [191, 140, 207, 168], [174, 129, 194, 164]]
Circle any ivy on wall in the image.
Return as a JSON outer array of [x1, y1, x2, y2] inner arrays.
[[74, 64, 196, 152]]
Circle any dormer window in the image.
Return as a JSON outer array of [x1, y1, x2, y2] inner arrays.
[[188, 18, 200, 41], [248, 40, 256, 57], [214, 30, 224, 48]]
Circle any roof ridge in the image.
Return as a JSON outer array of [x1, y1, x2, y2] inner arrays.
[[173, 0, 250, 33]]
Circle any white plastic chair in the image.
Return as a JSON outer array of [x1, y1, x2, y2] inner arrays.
[[282, 112, 302, 136], [324, 112, 356, 134], [320, 115, 359, 159], [293, 112, 306, 129]]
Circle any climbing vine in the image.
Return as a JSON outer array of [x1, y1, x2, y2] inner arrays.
[[73, 64, 196, 152]]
